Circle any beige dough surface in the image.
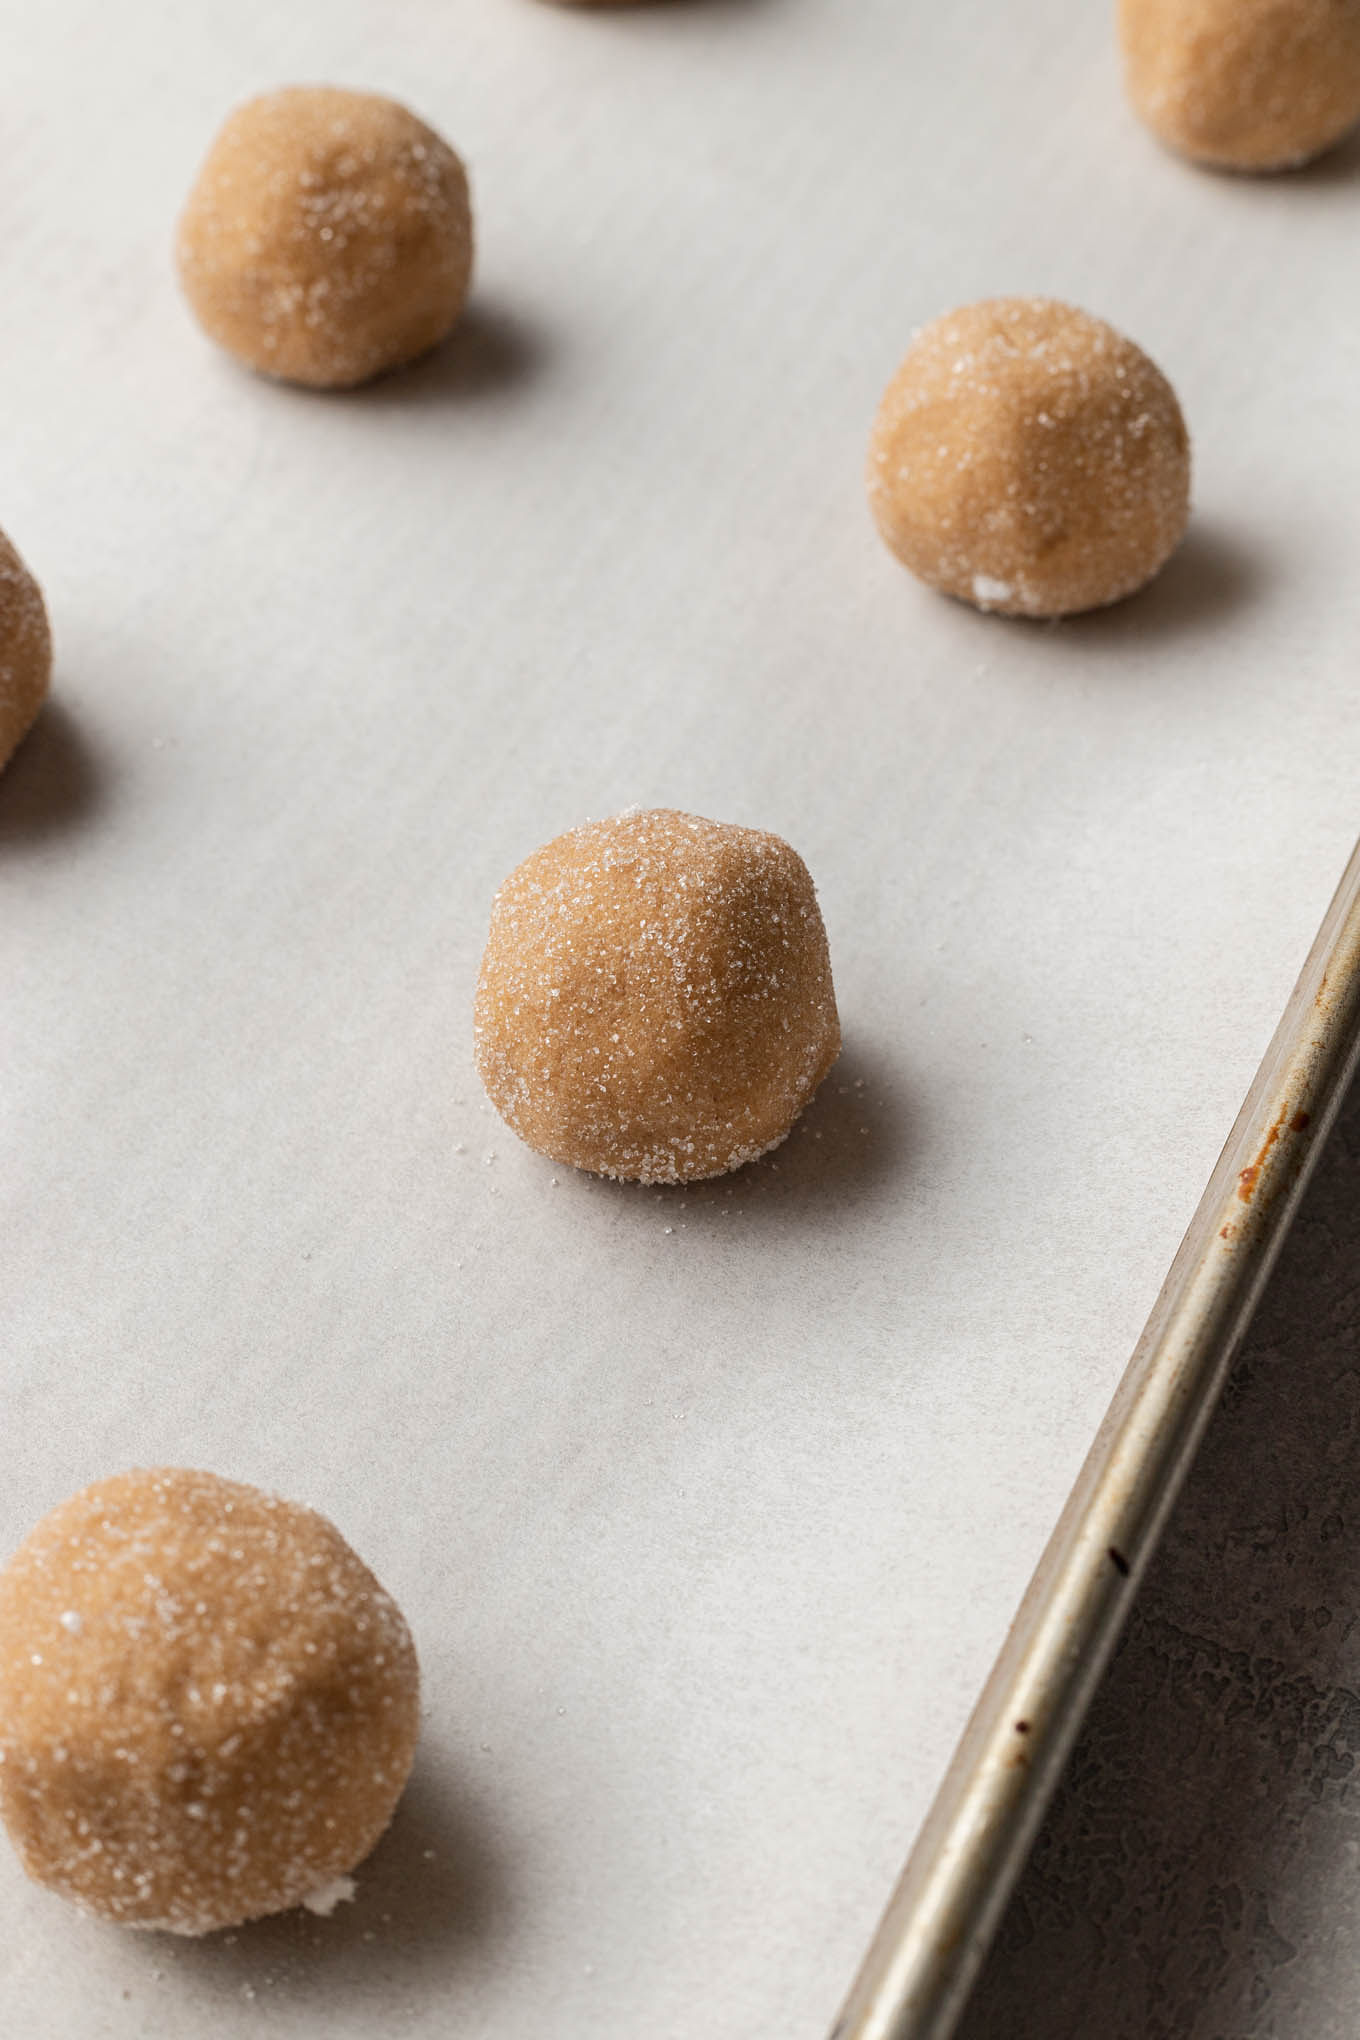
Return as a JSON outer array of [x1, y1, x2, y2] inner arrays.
[[0, 1468, 419, 1935], [867, 296, 1191, 619], [474, 808, 841, 1184], [1119, 0, 1360, 170], [176, 86, 473, 389], [0, 528, 52, 773]]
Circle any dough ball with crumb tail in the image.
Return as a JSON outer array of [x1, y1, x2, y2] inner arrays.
[[176, 86, 473, 389], [867, 297, 1190, 618], [1120, 0, 1360, 171], [475, 808, 841, 1184], [0, 529, 51, 773], [0, 1468, 419, 1934]]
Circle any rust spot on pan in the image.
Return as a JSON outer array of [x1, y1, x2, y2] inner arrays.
[[1236, 1100, 1306, 1203]]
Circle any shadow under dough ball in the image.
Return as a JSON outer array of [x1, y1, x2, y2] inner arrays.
[[0, 1468, 420, 1934], [474, 808, 841, 1184], [867, 297, 1191, 619], [176, 86, 473, 389], [1119, 0, 1360, 170], [0, 528, 51, 773]]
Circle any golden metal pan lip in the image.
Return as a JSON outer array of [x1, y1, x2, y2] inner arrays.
[[832, 833, 1360, 2040]]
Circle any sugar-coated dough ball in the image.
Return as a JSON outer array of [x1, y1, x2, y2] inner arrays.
[[1120, 0, 1360, 170], [867, 297, 1191, 619], [0, 529, 52, 773], [0, 1469, 419, 1934], [475, 808, 841, 1184], [176, 87, 473, 389]]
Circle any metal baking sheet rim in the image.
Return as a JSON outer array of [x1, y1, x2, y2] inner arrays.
[[831, 834, 1360, 2040]]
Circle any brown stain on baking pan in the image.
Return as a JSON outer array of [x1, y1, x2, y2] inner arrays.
[[1236, 1101, 1305, 1203]]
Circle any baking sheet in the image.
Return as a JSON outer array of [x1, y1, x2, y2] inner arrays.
[[835, 835, 1360, 2040], [3, 2, 1360, 2036]]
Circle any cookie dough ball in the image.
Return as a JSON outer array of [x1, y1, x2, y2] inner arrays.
[[0, 529, 52, 773], [1120, 0, 1360, 170], [867, 297, 1191, 618], [475, 808, 841, 1183], [176, 87, 474, 389], [0, 1469, 419, 1934]]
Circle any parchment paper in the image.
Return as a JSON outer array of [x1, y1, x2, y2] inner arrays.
[[3, 2, 1359, 2034]]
